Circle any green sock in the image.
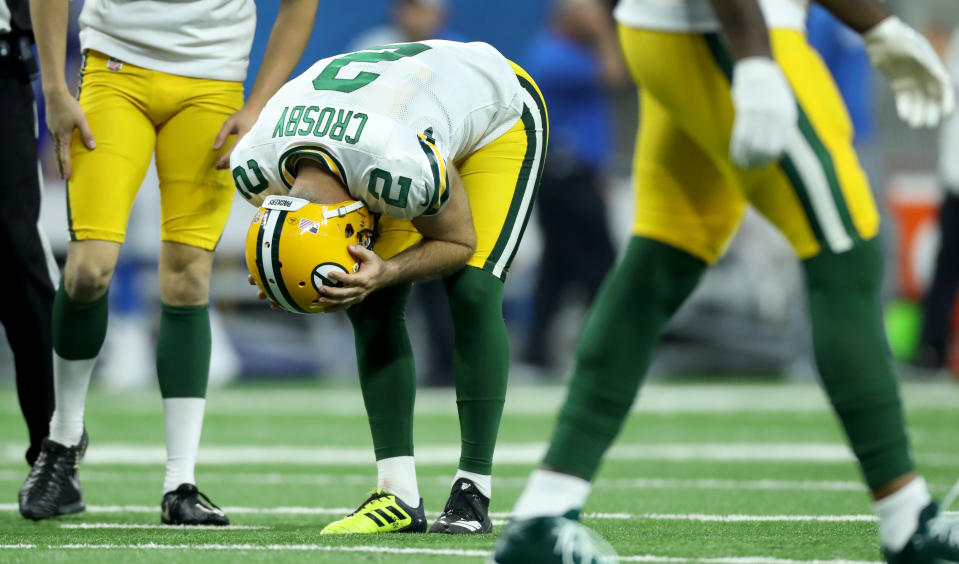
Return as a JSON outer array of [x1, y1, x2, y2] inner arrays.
[[156, 303, 211, 398], [542, 237, 707, 480], [52, 284, 109, 360], [444, 267, 509, 475], [347, 284, 416, 460], [803, 238, 914, 490]]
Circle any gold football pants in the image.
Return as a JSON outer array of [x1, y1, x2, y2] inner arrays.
[[621, 27, 879, 262], [67, 51, 243, 250]]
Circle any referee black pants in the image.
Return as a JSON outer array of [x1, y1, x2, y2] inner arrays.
[[0, 59, 56, 466], [919, 191, 959, 367], [524, 163, 616, 369]]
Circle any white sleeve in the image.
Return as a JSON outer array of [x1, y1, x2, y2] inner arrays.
[[357, 132, 451, 220], [229, 135, 288, 207]]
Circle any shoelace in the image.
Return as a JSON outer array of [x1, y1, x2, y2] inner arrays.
[[551, 520, 617, 564], [347, 490, 389, 517], [444, 488, 486, 521], [929, 478, 959, 547], [194, 489, 224, 512]]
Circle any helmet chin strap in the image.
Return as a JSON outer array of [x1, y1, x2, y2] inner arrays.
[[322, 201, 366, 220]]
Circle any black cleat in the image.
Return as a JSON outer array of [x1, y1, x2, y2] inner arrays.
[[161, 483, 230, 526], [429, 478, 493, 534], [18, 437, 86, 520], [885, 502, 959, 564], [494, 514, 618, 564]]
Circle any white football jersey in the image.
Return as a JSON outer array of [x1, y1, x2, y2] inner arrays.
[[614, 0, 808, 32], [79, 0, 256, 81], [230, 40, 527, 220]]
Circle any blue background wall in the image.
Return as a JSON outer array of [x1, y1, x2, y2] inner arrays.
[[245, 0, 552, 91]]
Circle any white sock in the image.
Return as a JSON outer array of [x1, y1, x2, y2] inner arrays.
[[874, 476, 932, 551], [453, 469, 492, 499], [512, 469, 591, 520], [376, 456, 420, 507], [162, 398, 206, 495], [48, 353, 96, 446]]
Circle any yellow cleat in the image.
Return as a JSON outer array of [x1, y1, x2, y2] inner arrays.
[[320, 489, 427, 534]]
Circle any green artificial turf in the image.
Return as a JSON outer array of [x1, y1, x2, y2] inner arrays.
[[0, 381, 956, 563]]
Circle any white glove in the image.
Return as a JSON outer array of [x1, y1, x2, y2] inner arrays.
[[864, 16, 955, 129], [729, 57, 798, 169]]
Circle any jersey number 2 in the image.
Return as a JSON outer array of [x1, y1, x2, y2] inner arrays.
[[312, 43, 432, 93]]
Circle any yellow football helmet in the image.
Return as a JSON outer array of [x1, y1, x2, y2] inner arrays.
[[245, 195, 375, 314]]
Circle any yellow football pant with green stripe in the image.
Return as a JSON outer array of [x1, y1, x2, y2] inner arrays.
[[542, 28, 913, 491], [625, 27, 878, 263]]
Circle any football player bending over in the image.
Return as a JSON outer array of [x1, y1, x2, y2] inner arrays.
[[231, 40, 548, 534], [494, 0, 959, 563]]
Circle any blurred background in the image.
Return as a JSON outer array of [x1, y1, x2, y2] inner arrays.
[[8, 0, 959, 390]]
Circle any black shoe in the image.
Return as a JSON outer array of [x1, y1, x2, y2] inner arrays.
[[161, 483, 230, 526], [18, 437, 85, 520], [494, 513, 618, 564], [885, 502, 959, 564], [429, 478, 493, 534]]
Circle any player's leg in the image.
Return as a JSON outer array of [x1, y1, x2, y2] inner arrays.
[[497, 29, 750, 562], [319, 220, 425, 534], [321, 227, 426, 534], [423, 66, 547, 535], [513, 95, 734, 501], [19, 52, 155, 520], [0, 68, 57, 467], [725, 30, 956, 561], [152, 73, 242, 526]]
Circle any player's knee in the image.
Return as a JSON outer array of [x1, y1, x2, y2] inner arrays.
[[159, 243, 213, 306], [446, 271, 502, 322], [160, 261, 211, 306], [64, 260, 114, 302], [804, 238, 883, 295], [162, 268, 210, 306]]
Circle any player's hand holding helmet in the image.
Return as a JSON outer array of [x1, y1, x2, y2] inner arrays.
[[245, 195, 375, 313], [864, 16, 955, 129], [729, 57, 798, 169]]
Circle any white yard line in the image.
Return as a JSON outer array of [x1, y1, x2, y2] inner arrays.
[[617, 558, 880, 564], [620, 514, 879, 523], [0, 470, 874, 492], [74, 382, 959, 416], [18, 543, 492, 557], [0, 542, 883, 563], [8, 503, 950, 522], [60, 523, 270, 531], [5, 442, 957, 467]]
